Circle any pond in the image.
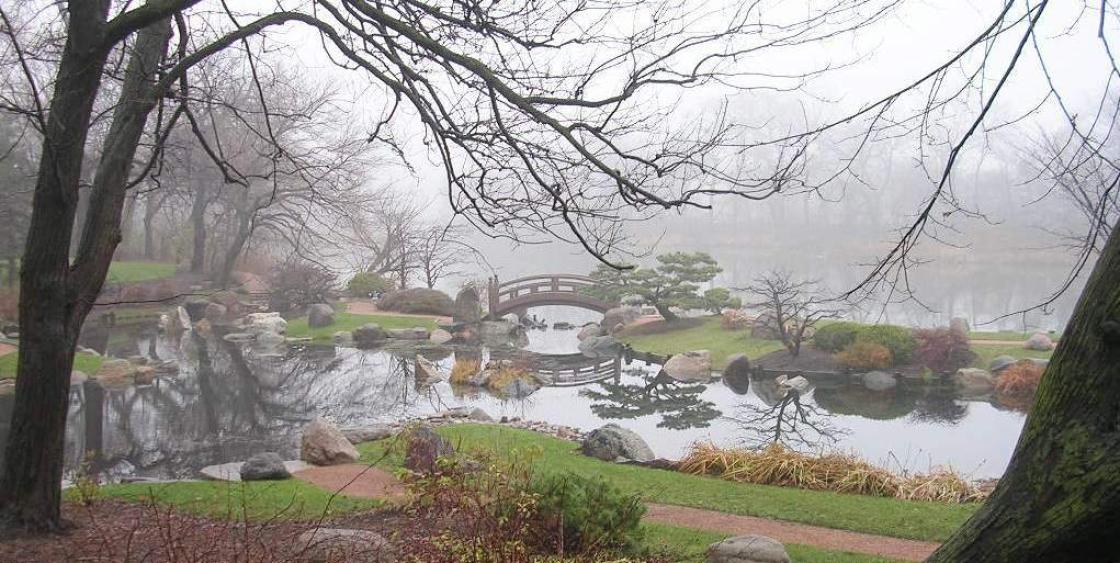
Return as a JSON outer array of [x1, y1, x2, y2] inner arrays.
[[0, 305, 1026, 483]]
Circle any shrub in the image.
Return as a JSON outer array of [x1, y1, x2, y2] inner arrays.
[[812, 321, 864, 352], [835, 340, 893, 370], [860, 325, 917, 364], [995, 360, 1045, 399], [347, 271, 391, 297], [915, 327, 976, 373], [449, 359, 481, 385], [486, 365, 537, 394], [720, 309, 751, 330], [377, 287, 454, 316], [531, 473, 646, 553], [266, 261, 335, 313], [702, 287, 741, 314]]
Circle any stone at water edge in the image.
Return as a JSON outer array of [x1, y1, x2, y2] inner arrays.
[[301, 417, 360, 466], [577, 335, 619, 358], [775, 374, 810, 394], [707, 535, 790, 563], [404, 426, 455, 475], [1025, 332, 1055, 351], [955, 368, 995, 394], [246, 312, 288, 336], [341, 425, 394, 444], [452, 286, 482, 324], [722, 354, 752, 395], [576, 323, 603, 341], [200, 460, 310, 481], [429, 328, 453, 344], [989, 355, 1018, 373], [468, 408, 493, 422], [601, 306, 640, 333], [240, 452, 291, 481], [352, 323, 386, 348], [580, 424, 655, 463], [663, 350, 712, 382], [414, 356, 446, 382], [307, 303, 336, 328], [500, 313, 520, 325], [297, 528, 392, 563], [861, 370, 897, 391]]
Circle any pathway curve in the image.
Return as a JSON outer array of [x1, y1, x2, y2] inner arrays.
[[295, 463, 938, 561], [344, 300, 452, 324]]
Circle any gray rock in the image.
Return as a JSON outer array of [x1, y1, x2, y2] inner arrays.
[[341, 425, 394, 444], [664, 350, 712, 382], [222, 332, 256, 343], [776, 374, 811, 394], [580, 424, 654, 462], [404, 426, 454, 474], [577, 323, 603, 341], [414, 356, 445, 382], [989, 355, 1018, 373], [954, 368, 994, 394], [300, 417, 360, 466], [333, 331, 353, 344], [200, 460, 310, 482], [183, 298, 210, 322], [722, 354, 752, 395], [501, 313, 520, 325], [862, 370, 897, 391], [307, 303, 336, 328], [1025, 332, 1055, 351], [468, 408, 494, 422], [176, 306, 192, 331], [578, 335, 619, 358], [707, 535, 790, 563], [602, 307, 640, 333], [255, 331, 286, 347], [552, 321, 575, 330], [239, 452, 291, 481], [387, 327, 430, 340], [297, 528, 392, 562], [204, 302, 228, 321], [246, 312, 287, 335], [429, 328, 453, 344], [352, 323, 386, 348], [453, 287, 482, 324]]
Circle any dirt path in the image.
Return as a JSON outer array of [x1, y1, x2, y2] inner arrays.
[[0, 342, 14, 356], [296, 463, 938, 560], [344, 300, 452, 324], [970, 339, 1041, 347]]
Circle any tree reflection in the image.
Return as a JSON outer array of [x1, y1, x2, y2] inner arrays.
[[580, 369, 719, 429], [729, 388, 847, 450], [909, 387, 968, 424]]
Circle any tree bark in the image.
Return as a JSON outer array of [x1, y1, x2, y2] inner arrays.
[[189, 184, 208, 273], [929, 221, 1120, 561], [654, 302, 678, 323], [0, 12, 171, 531]]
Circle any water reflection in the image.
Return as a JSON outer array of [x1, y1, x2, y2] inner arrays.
[[580, 368, 720, 430]]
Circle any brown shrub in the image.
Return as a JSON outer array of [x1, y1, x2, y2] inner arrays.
[[720, 309, 751, 330], [914, 327, 976, 373], [449, 359, 481, 384], [835, 340, 893, 370], [995, 360, 1045, 409]]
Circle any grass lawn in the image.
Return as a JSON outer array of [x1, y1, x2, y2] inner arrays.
[[287, 311, 438, 343], [104, 261, 177, 284], [0, 351, 103, 380], [969, 329, 1059, 342], [357, 425, 975, 542], [642, 523, 901, 563], [970, 342, 1052, 369], [617, 316, 785, 370], [77, 479, 381, 520]]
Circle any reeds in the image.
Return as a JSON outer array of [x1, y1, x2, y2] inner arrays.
[[449, 359, 482, 384], [677, 442, 989, 503]]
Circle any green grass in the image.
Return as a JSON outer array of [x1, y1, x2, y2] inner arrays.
[[105, 261, 177, 284], [969, 329, 1060, 342], [357, 425, 975, 542], [970, 342, 1052, 369], [641, 523, 901, 563], [77, 479, 381, 520], [0, 351, 103, 380], [286, 311, 438, 343], [617, 316, 785, 369]]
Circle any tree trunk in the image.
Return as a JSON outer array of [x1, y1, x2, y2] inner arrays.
[[0, 12, 171, 531], [189, 184, 208, 273], [654, 302, 678, 323], [929, 221, 1120, 561]]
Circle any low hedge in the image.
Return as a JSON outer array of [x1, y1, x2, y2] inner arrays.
[[815, 322, 917, 366]]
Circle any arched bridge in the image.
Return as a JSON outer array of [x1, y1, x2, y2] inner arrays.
[[487, 274, 615, 318]]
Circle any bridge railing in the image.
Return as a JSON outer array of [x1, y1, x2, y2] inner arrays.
[[536, 356, 621, 387], [493, 274, 598, 302]]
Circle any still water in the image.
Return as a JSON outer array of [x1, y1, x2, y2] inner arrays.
[[0, 306, 1025, 482]]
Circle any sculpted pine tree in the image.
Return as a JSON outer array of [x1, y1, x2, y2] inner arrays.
[[589, 252, 727, 323]]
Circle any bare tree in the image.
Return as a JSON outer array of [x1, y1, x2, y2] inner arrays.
[[744, 271, 840, 357], [730, 388, 846, 451]]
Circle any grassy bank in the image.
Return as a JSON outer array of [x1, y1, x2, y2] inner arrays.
[[617, 316, 785, 369], [287, 311, 437, 343], [970, 342, 1052, 369], [0, 351, 103, 380], [357, 425, 975, 541], [642, 523, 901, 563], [105, 261, 177, 284], [969, 329, 1059, 342], [77, 479, 381, 520]]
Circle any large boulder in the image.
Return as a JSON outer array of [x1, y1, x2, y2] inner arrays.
[[183, 298, 210, 322], [300, 417, 360, 466], [501, 313, 520, 325], [297, 528, 392, 563], [404, 426, 454, 474], [862, 370, 897, 391], [954, 368, 995, 394], [577, 323, 603, 341], [580, 424, 655, 462], [377, 288, 454, 316], [414, 356, 446, 383], [307, 303, 336, 328], [429, 328, 453, 344], [601, 307, 640, 333], [352, 323, 386, 348], [722, 354, 752, 395], [707, 535, 790, 563], [452, 286, 482, 324], [578, 335, 620, 358], [776, 374, 811, 394], [239, 452, 291, 481], [663, 350, 712, 382], [1025, 332, 1055, 351], [989, 355, 1018, 373], [387, 327, 430, 340], [246, 312, 287, 336]]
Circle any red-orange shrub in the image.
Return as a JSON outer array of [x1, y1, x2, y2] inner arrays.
[[721, 309, 751, 330], [914, 327, 976, 373], [995, 360, 1044, 398], [835, 340, 893, 370]]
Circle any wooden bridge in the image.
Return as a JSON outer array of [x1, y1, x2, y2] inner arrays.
[[487, 274, 615, 318], [532, 353, 622, 387]]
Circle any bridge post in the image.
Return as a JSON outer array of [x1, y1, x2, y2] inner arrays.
[[488, 276, 499, 317]]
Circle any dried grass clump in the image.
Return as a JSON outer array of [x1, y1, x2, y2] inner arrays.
[[486, 366, 537, 392], [449, 359, 481, 384], [995, 360, 1044, 398], [678, 442, 988, 503]]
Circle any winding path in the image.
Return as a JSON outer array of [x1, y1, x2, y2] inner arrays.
[[295, 463, 938, 561]]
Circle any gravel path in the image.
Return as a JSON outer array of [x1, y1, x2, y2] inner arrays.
[[295, 462, 939, 560]]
